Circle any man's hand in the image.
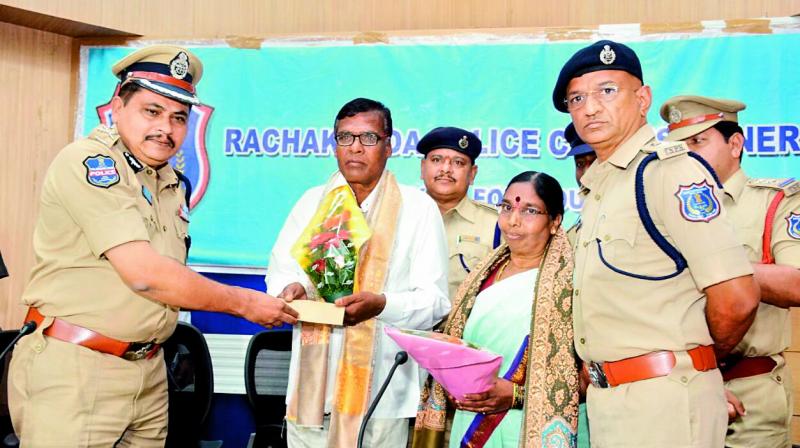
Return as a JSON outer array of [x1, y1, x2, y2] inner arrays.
[[278, 282, 307, 302], [725, 388, 746, 422], [242, 289, 299, 328], [335, 291, 386, 326], [454, 378, 514, 414]]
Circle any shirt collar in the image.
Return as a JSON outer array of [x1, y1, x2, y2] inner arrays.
[[724, 168, 747, 204], [607, 125, 657, 169]]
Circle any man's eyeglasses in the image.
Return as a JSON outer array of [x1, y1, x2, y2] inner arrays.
[[335, 132, 388, 146], [563, 85, 624, 111], [496, 202, 549, 218]]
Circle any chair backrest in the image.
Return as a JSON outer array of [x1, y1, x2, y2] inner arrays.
[[0, 330, 21, 447], [162, 322, 214, 447], [244, 330, 292, 428]]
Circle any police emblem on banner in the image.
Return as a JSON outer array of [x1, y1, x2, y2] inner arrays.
[[787, 212, 800, 240], [96, 84, 213, 209], [84, 155, 120, 188], [675, 180, 720, 222]]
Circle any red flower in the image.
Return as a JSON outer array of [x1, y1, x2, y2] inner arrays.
[[312, 258, 326, 273], [324, 238, 342, 250]]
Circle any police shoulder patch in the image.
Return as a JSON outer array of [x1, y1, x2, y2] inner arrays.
[[675, 180, 721, 222], [83, 155, 120, 188], [787, 213, 800, 240]]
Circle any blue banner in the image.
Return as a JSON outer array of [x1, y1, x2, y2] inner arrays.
[[80, 33, 800, 267]]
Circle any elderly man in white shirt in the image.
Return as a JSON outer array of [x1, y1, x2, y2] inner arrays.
[[266, 97, 450, 448]]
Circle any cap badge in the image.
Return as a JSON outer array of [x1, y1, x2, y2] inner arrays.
[[669, 106, 682, 124], [458, 136, 469, 149], [170, 52, 190, 80], [599, 45, 616, 65]]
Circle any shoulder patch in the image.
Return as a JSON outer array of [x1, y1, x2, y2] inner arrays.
[[787, 213, 800, 240], [83, 155, 120, 188], [675, 180, 720, 223]]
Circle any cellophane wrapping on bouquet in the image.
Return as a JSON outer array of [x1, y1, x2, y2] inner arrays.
[[290, 185, 372, 303], [385, 326, 503, 400]]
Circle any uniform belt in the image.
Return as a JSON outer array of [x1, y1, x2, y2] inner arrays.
[[25, 307, 160, 361], [584, 345, 716, 388], [718, 354, 778, 382]]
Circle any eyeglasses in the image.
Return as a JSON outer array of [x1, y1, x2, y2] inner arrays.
[[335, 132, 388, 146], [563, 85, 623, 111], [496, 202, 549, 218]]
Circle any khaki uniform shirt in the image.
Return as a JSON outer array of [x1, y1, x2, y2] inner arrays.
[[723, 169, 800, 357], [443, 196, 499, 300], [566, 218, 581, 248], [573, 125, 753, 362], [22, 124, 189, 343]]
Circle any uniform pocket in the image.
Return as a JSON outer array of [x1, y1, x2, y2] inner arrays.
[[595, 219, 638, 269], [450, 240, 490, 273]]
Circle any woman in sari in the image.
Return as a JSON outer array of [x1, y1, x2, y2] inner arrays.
[[414, 171, 579, 448]]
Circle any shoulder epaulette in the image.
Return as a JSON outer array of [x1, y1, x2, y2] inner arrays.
[[87, 124, 120, 148], [643, 140, 688, 160], [747, 178, 799, 197], [471, 199, 500, 215]]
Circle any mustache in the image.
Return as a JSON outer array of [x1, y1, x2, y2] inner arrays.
[[145, 134, 175, 148], [435, 175, 455, 182]]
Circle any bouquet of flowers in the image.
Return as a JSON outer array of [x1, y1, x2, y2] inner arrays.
[[291, 186, 372, 303]]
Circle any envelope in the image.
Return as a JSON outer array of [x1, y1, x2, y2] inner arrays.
[[290, 300, 344, 326], [385, 327, 502, 400]]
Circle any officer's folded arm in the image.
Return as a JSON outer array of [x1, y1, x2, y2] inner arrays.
[[704, 275, 760, 357], [105, 240, 298, 327], [751, 263, 800, 308]]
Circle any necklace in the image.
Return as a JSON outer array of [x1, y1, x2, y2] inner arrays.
[[495, 259, 511, 281]]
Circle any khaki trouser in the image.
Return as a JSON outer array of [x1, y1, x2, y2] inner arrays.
[[8, 330, 168, 447], [287, 416, 409, 448], [725, 355, 792, 448], [586, 351, 727, 448]]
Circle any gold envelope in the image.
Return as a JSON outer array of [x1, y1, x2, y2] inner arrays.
[[289, 300, 345, 326]]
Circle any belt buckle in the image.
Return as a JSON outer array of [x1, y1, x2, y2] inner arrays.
[[588, 361, 609, 388], [122, 342, 156, 361]]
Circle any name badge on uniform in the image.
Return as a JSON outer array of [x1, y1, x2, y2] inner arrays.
[[675, 181, 720, 223], [457, 235, 480, 244], [787, 212, 800, 240], [83, 155, 120, 188]]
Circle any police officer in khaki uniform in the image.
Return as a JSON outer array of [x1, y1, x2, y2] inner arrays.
[[8, 45, 297, 447], [563, 122, 596, 247], [661, 95, 800, 448], [418, 127, 499, 301], [553, 40, 760, 447]]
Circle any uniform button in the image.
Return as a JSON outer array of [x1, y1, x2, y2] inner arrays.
[[594, 194, 601, 201], [146, 169, 154, 175], [162, 225, 167, 232], [680, 376, 688, 383], [582, 241, 589, 248], [579, 338, 586, 344], [776, 375, 782, 383], [33, 343, 43, 352], [575, 289, 580, 296], [603, 234, 611, 242]]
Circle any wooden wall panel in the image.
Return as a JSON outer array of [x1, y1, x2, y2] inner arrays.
[[0, 20, 73, 329], [2, 0, 799, 37]]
